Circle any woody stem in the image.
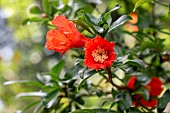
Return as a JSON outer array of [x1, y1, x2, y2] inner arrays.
[[107, 67, 126, 89]]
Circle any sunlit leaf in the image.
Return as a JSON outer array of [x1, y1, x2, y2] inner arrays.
[[42, 0, 49, 13], [29, 17, 43, 22], [3, 80, 43, 87], [22, 18, 30, 25], [140, 41, 156, 51], [94, 26, 104, 33], [16, 92, 47, 98], [30, 6, 43, 14], [51, 60, 65, 78], [133, 0, 152, 12], [108, 15, 131, 32]]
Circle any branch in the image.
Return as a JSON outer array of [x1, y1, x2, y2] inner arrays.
[[106, 67, 126, 90]]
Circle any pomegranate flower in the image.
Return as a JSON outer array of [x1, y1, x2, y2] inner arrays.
[[84, 36, 116, 70], [46, 15, 87, 55], [127, 76, 163, 108], [124, 12, 139, 32]]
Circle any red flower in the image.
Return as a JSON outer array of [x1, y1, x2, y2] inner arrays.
[[127, 76, 136, 90], [132, 95, 158, 108], [146, 76, 163, 96], [127, 76, 163, 108], [46, 15, 87, 55], [84, 36, 116, 70], [140, 98, 158, 108]]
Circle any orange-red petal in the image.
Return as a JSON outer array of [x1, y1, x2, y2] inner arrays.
[[127, 76, 136, 90]]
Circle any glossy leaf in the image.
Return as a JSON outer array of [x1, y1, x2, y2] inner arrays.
[[42, 89, 59, 108], [50, 60, 65, 78], [133, 0, 152, 12], [78, 75, 92, 90], [78, 68, 86, 79], [115, 92, 132, 110], [158, 90, 170, 112], [102, 3, 121, 25], [16, 92, 47, 98], [72, 17, 95, 35], [94, 26, 104, 33], [72, 109, 95, 113], [3, 80, 43, 87], [84, 13, 99, 25], [125, 59, 147, 70], [30, 6, 43, 14], [108, 15, 131, 32]]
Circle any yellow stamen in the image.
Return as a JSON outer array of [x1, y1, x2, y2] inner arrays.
[[91, 46, 108, 63]]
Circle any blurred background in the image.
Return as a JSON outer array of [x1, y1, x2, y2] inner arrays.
[[0, 0, 169, 113]]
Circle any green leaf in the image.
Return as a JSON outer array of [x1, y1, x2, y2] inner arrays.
[[125, 59, 147, 70], [50, 60, 65, 78], [29, 17, 43, 22], [42, 89, 59, 108], [102, 3, 121, 25], [108, 15, 131, 32], [94, 26, 104, 33], [78, 68, 86, 79], [84, 13, 99, 25], [115, 92, 132, 110], [93, 108, 117, 113], [133, 88, 150, 100], [135, 73, 150, 85], [30, 6, 43, 14], [85, 0, 102, 4], [78, 75, 92, 90], [158, 90, 170, 112], [72, 109, 95, 113], [72, 17, 95, 35], [22, 18, 30, 25], [140, 41, 156, 51], [116, 54, 129, 63], [16, 92, 47, 98], [75, 96, 85, 105], [133, 0, 152, 12], [3, 80, 43, 87], [108, 3, 121, 13], [42, 0, 49, 13], [22, 101, 40, 112], [101, 3, 121, 24]]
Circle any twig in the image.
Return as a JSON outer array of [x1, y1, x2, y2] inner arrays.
[[106, 67, 126, 90]]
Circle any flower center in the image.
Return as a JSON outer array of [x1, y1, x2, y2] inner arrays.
[[91, 46, 108, 63]]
